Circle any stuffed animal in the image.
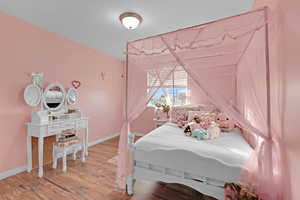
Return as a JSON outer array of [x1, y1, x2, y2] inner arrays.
[[216, 113, 235, 132], [193, 114, 201, 123], [184, 121, 200, 136], [184, 125, 192, 136], [185, 120, 221, 140], [192, 129, 210, 140], [199, 121, 210, 130], [207, 121, 221, 139]]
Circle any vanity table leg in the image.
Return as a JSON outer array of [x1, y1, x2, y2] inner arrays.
[[27, 136, 32, 172], [85, 126, 89, 156], [38, 137, 44, 178]]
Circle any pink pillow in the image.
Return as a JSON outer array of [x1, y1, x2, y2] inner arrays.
[[170, 104, 218, 124], [188, 110, 218, 123], [170, 105, 200, 123]]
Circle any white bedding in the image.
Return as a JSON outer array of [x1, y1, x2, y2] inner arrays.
[[134, 123, 253, 182]]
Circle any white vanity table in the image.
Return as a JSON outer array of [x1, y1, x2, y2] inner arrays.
[[24, 74, 88, 177]]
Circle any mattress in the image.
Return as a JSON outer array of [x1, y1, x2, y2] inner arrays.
[[134, 123, 253, 182]]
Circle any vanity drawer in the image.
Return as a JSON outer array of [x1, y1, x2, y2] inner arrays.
[[27, 117, 88, 138], [48, 121, 76, 133], [63, 121, 76, 129], [27, 125, 49, 137], [48, 124, 64, 135]]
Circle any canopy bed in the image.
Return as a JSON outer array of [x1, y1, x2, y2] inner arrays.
[[118, 7, 283, 200]]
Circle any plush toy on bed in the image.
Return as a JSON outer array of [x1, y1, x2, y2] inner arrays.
[[207, 121, 221, 139], [184, 121, 199, 136], [184, 114, 201, 136], [192, 129, 210, 140], [184, 115, 221, 140], [183, 124, 192, 136], [215, 113, 235, 132], [190, 124, 220, 140]]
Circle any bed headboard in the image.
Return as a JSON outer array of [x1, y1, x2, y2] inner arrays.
[[170, 104, 216, 122]]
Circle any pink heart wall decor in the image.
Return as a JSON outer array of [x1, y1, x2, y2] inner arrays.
[[71, 80, 81, 89]]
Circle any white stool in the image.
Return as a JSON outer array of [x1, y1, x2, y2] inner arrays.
[[52, 140, 85, 172]]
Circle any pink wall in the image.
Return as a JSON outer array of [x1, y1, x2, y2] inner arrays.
[[0, 13, 124, 174], [253, 1, 300, 199]]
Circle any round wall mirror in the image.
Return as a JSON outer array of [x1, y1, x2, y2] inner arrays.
[[24, 84, 42, 107], [43, 82, 65, 111], [66, 88, 78, 105]]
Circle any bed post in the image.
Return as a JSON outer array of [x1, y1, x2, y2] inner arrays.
[[125, 42, 136, 195], [264, 6, 273, 179], [264, 7, 271, 138], [126, 133, 135, 195]]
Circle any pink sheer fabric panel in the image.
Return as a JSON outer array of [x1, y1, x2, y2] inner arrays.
[[237, 22, 283, 199], [240, 3, 286, 199], [118, 8, 283, 200], [237, 26, 268, 148], [117, 54, 177, 187], [158, 9, 268, 139]]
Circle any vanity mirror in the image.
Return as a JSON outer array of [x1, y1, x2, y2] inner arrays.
[[66, 88, 78, 105], [24, 84, 42, 107], [43, 82, 65, 111]]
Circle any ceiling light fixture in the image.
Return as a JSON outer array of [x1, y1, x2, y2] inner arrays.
[[119, 12, 142, 30]]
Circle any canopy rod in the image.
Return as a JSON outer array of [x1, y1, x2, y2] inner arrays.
[[129, 7, 268, 44], [126, 23, 265, 57], [126, 50, 243, 60], [130, 60, 237, 71]]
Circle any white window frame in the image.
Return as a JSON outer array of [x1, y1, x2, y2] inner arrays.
[[147, 67, 188, 106]]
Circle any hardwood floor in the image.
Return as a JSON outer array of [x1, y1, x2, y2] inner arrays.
[[0, 137, 215, 200]]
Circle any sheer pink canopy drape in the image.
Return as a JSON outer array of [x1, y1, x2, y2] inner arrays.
[[117, 7, 283, 200]]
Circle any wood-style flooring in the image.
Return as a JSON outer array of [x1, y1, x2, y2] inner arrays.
[[0, 137, 215, 200]]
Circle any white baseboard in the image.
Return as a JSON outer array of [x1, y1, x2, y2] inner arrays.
[[0, 133, 120, 181], [0, 165, 27, 180], [88, 132, 120, 147]]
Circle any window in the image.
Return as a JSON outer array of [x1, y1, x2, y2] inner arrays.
[[147, 66, 188, 106]]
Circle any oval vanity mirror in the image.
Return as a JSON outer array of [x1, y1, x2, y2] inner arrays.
[[24, 84, 42, 107], [66, 88, 78, 105], [43, 82, 65, 111]]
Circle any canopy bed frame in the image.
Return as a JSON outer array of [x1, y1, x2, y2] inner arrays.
[[118, 7, 283, 200]]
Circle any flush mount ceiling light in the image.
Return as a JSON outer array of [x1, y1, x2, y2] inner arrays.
[[119, 12, 143, 30]]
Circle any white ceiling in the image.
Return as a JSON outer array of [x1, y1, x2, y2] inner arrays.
[[0, 0, 254, 60]]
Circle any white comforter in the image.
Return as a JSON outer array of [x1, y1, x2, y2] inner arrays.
[[135, 123, 253, 168]]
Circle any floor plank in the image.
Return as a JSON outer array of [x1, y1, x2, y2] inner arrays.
[[0, 137, 216, 200]]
